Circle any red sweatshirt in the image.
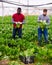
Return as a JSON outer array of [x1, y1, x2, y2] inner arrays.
[[12, 13, 25, 28]]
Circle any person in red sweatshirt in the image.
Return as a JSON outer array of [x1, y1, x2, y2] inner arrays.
[[12, 7, 25, 39]]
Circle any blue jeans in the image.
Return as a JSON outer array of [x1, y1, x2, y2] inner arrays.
[[38, 27, 48, 44], [13, 28, 22, 38]]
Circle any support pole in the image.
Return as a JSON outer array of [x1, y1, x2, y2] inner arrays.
[[2, 2, 4, 23], [26, 0, 29, 22]]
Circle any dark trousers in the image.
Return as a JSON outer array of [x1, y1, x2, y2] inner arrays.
[[13, 28, 22, 39], [38, 27, 48, 44]]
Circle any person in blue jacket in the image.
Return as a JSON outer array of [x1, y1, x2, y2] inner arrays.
[[38, 9, 50, 45]]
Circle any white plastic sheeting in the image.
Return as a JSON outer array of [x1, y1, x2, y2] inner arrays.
[[0, 0, 52, 16]]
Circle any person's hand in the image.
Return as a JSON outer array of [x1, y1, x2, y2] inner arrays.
[[15, 21, 22, 24], [40, 20, 42, 23], [15, 22, 22, 28], [39, 20, 47, 29]]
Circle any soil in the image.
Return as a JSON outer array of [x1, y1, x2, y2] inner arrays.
[[0, 60, 9, 65], [0, 60, 51, 65]]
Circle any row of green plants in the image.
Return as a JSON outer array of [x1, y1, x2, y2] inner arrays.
[[0, 42, 52, 63]]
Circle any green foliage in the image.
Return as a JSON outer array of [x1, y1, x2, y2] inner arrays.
[[0, 16, 52, 63], [8, 61, 24, 65], [39, 21, 46, 29]]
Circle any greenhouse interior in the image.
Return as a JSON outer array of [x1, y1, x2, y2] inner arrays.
[[0, 0, 52, 65]]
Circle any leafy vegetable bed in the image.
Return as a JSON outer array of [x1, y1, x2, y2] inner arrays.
[[0, 16, 52, 65]]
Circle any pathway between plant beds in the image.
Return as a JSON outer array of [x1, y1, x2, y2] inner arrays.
[[25, 63, 50, 65], [0, 60, 9, 65], [0, 60, 51, 65]]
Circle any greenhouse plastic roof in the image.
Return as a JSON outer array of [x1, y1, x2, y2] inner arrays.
[[0, 0, 52, 7]]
